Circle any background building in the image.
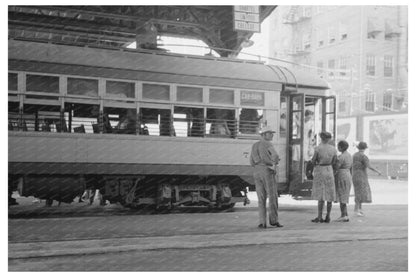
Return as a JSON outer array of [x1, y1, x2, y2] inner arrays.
[[268, 5, 408, 178]]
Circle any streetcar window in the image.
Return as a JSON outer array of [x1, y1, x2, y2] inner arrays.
[[140, 108, 174, 136], [238, 108, 262, 135], [8, 102, 19, 131], [209, 89, 234, 105], [67, 78, 98, 97], [177, 86, 203, 103], [206, 108, 235, 137], [173, 106, 204, 137], [143, 84, 170, 101], [68, 104, 100, 134], [106, 81, 135, 98], [22, 104, 61, 132], [8, 73, 18, 91], [103, 107, 137, 134], [26, 74, 59, 94]]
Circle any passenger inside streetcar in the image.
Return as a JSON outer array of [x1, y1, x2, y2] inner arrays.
[[207, 108, 234, 137], [116, 109, 136, 134]]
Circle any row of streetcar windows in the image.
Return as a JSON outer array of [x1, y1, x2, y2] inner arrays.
[[8, 72, 266, 138], [8, 73, 241, 104], [8, 103, 263, 138]]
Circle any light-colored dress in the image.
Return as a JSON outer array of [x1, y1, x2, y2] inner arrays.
[[311, 143, 338, 201], [352, 151, 372, 203], [335, 151, 353, 204]]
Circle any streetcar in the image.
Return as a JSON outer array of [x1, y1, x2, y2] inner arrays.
[[8, 39, 335, 209]]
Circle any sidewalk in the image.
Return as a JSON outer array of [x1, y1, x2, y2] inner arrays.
[[272, 178, 408, 206]]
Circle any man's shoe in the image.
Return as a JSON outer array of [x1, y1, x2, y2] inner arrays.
[[311, 217, 324, 223], [269, 222, 283, 228], [258, 224, 267, 229], [324, 216, 331, 223]]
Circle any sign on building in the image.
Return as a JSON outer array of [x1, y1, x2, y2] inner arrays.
[[233, 6, 261, 33]]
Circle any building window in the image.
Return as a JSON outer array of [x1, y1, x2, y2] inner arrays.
[[366, 54, 376, 76], [339, 57, 348, 77], [316, 6, 323, 14], [328, 27, 336, 44], [303, 33, 311, 51], [328, 59, 335, 78], [384, 55, 393, 77], [301, 6, 312, 18], [383, 89, 393, 111], [365, 88, 375, 112], [317, 61, 324, 77], [338, 101, 346, 113], [339, 22, 348, 40], [338, 90, 347, 113], [302, 33, 311, 51], [317, 29, 325, 47]]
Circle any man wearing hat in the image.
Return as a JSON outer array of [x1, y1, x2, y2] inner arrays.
[[249, 126, 283, 228]]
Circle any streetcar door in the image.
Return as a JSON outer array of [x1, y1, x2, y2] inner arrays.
[[288, 95, 326, 199], [288, 93, 305, 196]]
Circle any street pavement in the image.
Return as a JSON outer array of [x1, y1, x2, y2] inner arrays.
[[8, 178, 409, 271]]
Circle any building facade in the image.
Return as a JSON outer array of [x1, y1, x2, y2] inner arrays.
[[268, 5, 408, 117]]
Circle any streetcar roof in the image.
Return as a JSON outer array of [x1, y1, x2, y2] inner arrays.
[[9, 40, 330, 91]]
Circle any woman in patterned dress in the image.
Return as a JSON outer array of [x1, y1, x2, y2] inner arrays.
[[352, 142, 382, 216], [334, 140, 353, 222], [310, 131, 338, 223]]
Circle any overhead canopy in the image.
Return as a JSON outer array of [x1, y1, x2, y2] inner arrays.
[[8, 5, 276, 57]]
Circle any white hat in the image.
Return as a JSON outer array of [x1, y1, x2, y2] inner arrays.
[[260, 126, 276, 134]]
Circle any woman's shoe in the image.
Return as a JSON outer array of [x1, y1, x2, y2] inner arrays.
[[356, 210, 364, 217], [335, 216, 349, 222], [270, 222, 284, 228], [324, 216, 331, 223], [311, 218, 324, 223]]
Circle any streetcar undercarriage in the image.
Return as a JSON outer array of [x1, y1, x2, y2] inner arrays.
[[10, 174, 250, 210]]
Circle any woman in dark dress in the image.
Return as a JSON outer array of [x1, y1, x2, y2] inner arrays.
[[334, 140, 353, 222], [352, 142, 382, 216], [310, 131, 338, 223]]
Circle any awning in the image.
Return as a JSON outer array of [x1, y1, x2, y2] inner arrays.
[[367, 17, 383, 33], [385, 19, 401, 36]]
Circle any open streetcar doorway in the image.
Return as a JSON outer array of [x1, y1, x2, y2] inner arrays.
[[287, 93, 336, 199]]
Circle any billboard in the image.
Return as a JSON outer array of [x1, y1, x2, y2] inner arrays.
[[363, 113, 408, 160]]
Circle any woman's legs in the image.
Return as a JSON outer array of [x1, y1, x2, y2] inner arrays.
[[318, 200, 324, 219], [354, 199, 361, 212], [340, 203, 347, 217], [312, 200, 325, 222], [325, 201, 332, 222], [355, 200, 363, 215]]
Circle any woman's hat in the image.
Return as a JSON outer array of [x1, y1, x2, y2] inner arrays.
[[357, 141, 368, 150], [260, 126, 276, 134], [319, 131, 332, 140]]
